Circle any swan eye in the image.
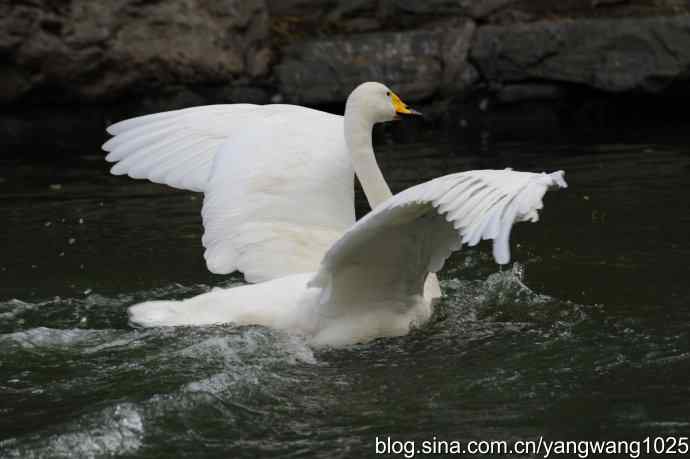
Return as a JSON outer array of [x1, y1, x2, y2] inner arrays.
[[386, 91, 390, 97]]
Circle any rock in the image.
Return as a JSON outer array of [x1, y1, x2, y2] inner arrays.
[[277, 30, 444, 104], [246, 47, 274, 78], [380, 0, 513, 18], [496, 83, 566, 104], [459, 64, 482, 92], [275, 17, 481, 105], [267, 0, 515, 22], [267, 1, 378, 27], [3, 0, 690, 151], [379, 0, 467, 15], [591, 0, 628, 6], [494, 0, 687, 19], [440, 19, 477, 95], [341, 18, 382, 33], [266, 0, 342, 17], [471, 16, 690, 93], [461, 0, 515, 18], [0, 0, 270, 104]]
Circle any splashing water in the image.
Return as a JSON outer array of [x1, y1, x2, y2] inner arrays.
[[2, 140, 689, 456]]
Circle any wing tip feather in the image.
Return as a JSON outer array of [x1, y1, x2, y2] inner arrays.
[[109, 163, 126, 176], [102, 137, 115, 152]]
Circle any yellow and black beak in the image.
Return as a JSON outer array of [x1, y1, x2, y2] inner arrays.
[[391, 91, 422, 119]]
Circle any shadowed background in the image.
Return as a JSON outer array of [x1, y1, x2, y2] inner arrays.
[[3, 0, 690, 154]]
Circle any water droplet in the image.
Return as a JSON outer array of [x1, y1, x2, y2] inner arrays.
[[68, 238, 76, 245], [44, 221, 52, 227], [78, 218, 84, 224]]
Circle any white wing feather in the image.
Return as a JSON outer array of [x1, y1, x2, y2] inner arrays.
[[104, 105, 265, 192], [202, 108, 355, 281], [309, 169, 567, 310], [104, 105, 356, 281]]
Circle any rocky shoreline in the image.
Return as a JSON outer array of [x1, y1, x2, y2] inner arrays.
[[2, 1, 690, 153]]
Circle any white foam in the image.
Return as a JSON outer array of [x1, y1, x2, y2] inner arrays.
[[0, 327, 103, 348], [0, 299, 37, 320], [3, 403, 144, 458]]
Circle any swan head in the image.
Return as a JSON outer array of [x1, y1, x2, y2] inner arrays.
[[346, 82, 421, 124]]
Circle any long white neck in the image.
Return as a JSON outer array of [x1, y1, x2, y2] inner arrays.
[[343, 102, 393, 210], [343, 93, 442, 301]]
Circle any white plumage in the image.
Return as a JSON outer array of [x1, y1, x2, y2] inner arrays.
[[105, 82, 567, 346], [104, 105, 354, 281]]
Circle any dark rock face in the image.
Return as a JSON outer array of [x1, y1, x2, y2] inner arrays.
[[498, 0, 688, 22], [380, 0, 512, 18], [0, 0, 270, 104], [440, 19, 478, 95], [3, 0, 690, 153], [471, 16, 690, 93], [3, 0, 690, 107], [267, 0, 375, 19], [265, 0, 508, 32], [277, 19, 476, 104], [277, 30, 443, 104]]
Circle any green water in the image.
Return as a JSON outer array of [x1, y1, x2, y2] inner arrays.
[[1, 133, 689, 458]]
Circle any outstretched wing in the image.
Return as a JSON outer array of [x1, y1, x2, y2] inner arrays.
[[104, 104, 262, 192], [104, 105, 355, 281], [308, 169, 567, 312]]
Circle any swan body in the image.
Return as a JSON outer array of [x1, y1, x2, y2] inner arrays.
[[127, 272, 423, 347], [128, 168, 567, 346], [105, 82, 568, 346]]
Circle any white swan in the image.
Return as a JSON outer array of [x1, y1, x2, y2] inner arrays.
[[104, 82, 567, 346]]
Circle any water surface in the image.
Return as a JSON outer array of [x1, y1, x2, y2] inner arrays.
[[1, 130, 689, 457]]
